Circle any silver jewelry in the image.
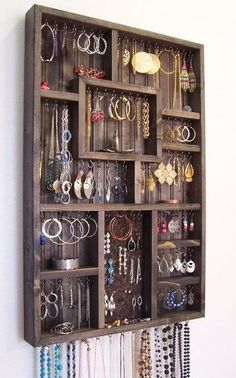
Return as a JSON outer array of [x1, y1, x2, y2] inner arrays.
[[69, 280, 73, 309], [51, 258, 79, 270], [42, 218, 62, 239], [187, 258, 196, 273], [60, 105, 73, 204], [52, 322, 74, 335], [41, 22, 55, 62], [132, 295, 136, 311], [106, 162, 111, 202], [136, 257, 142, 284], [130, 258, 135, 284], [137, 295, 143, 311]]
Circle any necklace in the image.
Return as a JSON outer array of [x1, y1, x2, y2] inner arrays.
[[54, 344, 63, 378], [40, 346, 52, 378], [93, 337, 107, 378], [154, 327, 162, 378], [67, 342, 76, 378], [183, 322, 190, 378], [138, 329, 153, 377]]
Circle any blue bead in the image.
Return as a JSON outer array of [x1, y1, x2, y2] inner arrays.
[[57, 364, 62, 371], [40, 233, 46, 246]]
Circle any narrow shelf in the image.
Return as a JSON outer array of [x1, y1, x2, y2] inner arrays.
[[38, 311, 204, 346], [79, 151, 160, 162], [157, 239, 201, 249], [40, 89, 79, 102], [157, 276, 201, 286], [77, 77, 158, 95], [40, 203, 201, 212], [40, 267, 99, 279], [162, 108, 200, 120], [163, 142, 200, 152]]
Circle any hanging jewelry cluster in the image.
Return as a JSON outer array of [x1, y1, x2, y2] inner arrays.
[[39, 322, 191, 378]]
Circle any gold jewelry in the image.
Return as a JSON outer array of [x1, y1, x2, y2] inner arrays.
[[173, 155, 181, 187], [126, 97, 136, 122], [87, 91, 92, 149], [147, 165, 155, 192], [142, 98, 150, 139], [123, 38, 130, 66], [114, 97, 130, 121], [147, 53, 161, 74], [184, 159, 194, 182], [159, 49, 177, 75], [154, 161, 177, 186], [108, 96, 117, 120], [163, 121, 175, 143], [132, 40, 137, 74], [131, 52, 153, 74], [136, 98, 142, 141]]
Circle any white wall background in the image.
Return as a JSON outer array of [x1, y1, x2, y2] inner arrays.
[[1, 0, 236, 377]]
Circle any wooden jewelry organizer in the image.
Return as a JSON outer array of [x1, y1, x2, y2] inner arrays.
[[24, 4, 205, 347]]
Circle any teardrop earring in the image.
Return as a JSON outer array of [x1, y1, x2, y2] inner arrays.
[[188, 54, 197, 93], [187, 251, 196, 273], [184, 155, 194, 182]]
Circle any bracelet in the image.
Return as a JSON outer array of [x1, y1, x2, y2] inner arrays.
[[51, 258, 80, 270], [52, 322, 75, 335]]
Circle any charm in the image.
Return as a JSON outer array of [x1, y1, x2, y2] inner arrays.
[[187, 258, 195, 273], [180, 256, 187, 274], [174, 254, 182, 271], [83, 166, 96, 199], [91, 95, 105, 123], [127, 226, 136, 251], [74, 164, 85, 199], [188, 56, 197, 93], [154, 162, 177, 186], [184, 159, 194, 182], [168, 215, 181, 234], [123, 48, 130, 66], [187, 287, 195, 305], [180, 54, 190, 92]]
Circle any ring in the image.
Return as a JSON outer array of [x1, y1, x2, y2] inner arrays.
[[52, 322, 75, 335]]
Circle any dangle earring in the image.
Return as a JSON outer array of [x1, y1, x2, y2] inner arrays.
[[105, 162, 111, 202], [136, 257, 142, 283], [83, 160, 96, 200], [107, 258, 114, 285], [127, 221, 136, 251], [174, 250, 182, 272], [169, 251, 175, 273], [180, 252, 188, 274], [130, 258, 135, 284], [189, 211, 195, 232], [97, 162, 103, 203], [69, 280, 73, 309], [187, 250, 196, 273], [62, 23, 68, 57], [123, 37, 130, 65], [183, 212, 188, 233], [162, 213, 168, 234], [188, 54, 197, 93], [184, 155, 194, 182], [122, 161, 128, 199], [91, 94, 105, 123], [111, 162, 122, 200], [187, 286, 195, 305], [180, 53, 190, 92], [74, 160, 85, 199]]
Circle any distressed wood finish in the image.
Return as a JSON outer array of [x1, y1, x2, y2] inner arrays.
[[24, 4, 205, 346]]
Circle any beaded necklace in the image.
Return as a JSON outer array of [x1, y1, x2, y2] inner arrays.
[[154, 327, 162, 378], [183, 322, 190, 378], [67, 342, 76, 378], [40, 346, 52, 378], [138, 329, 153, 377], [54, 344, 63, 378]]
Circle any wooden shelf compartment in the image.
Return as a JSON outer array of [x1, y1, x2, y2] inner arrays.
[[162, 108, 200, 120], [40, 267, 99, 280], [157, 239, 201, 249], [37, 311, 204, 347], [39, 203, 201, 212], [72, 77, 158, 96], [40, 89, 79, 102], [163, 142, 201, 153], [76, 151, 161, 162], [157, 276, 201, 286]]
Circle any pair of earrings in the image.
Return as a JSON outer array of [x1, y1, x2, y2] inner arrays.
[[91, 94, 105, 123], [105, 292, 115, 316], [105, 258, 114, 285], [173, 253, 195, 274], [104, 232, 111, 254], [183, 212, 195, 233], [131, 294, 143, 311], [74, 161, 96, 200], [180, 54, 197, 93]]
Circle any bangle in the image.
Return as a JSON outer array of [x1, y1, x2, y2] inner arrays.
[[51, 258, 80, 270]]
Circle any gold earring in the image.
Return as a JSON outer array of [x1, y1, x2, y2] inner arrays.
[[184, 158, 194, 182]]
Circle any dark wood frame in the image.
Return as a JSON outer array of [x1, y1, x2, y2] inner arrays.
[[24, 4, 205, 347]]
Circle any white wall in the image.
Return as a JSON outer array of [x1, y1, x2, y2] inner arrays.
[[1, 0, 236, 377]]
